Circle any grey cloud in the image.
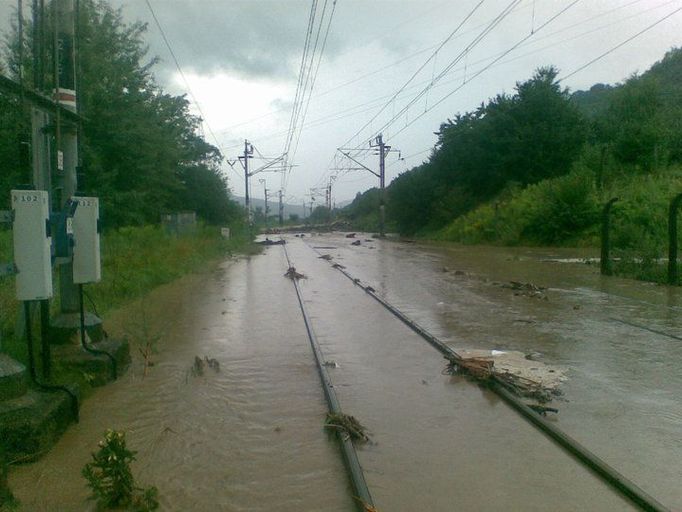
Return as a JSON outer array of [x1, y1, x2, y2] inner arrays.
[[269, 96, 292, 111], [112, 0, 348, 81]]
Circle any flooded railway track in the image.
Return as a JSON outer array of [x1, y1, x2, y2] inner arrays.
[[282, 243, 375, 511], [283, 237, 670, 512]]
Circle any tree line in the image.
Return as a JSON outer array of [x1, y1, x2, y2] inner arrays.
[[0, 0, 242, 228]]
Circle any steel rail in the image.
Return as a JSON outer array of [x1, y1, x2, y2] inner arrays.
[[281, 243, 375, 512], [305, 239, 670, 512], [610, 317, 682, 342]]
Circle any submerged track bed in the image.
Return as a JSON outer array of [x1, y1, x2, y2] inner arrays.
[[290, 236, 669, 512]]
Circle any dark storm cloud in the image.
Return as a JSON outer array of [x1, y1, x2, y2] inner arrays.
[[112, 0, 347, 81]]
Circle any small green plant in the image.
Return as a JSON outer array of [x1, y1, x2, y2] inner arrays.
[[82, 430, 159, 511]]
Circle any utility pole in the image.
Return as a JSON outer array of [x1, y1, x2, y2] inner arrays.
[[54, 0, 83, 326], [31, 0, 51, 193], [370, 134, 390, 237], [240, 139, 253, 224], [337, 135, 397, 237], [326, 176, 336, 211], [258, 178, 268, 228], [278, 190, 284, 226]]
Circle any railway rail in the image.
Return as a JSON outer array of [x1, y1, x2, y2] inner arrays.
[[282, 243, 375, 512]]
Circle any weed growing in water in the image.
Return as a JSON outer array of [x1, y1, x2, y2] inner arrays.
[[82, 430, 159, 511]]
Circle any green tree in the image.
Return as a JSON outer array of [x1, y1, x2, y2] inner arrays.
[[1, 0, 239, 227]]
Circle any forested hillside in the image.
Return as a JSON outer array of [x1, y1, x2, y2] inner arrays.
[[0, 0, 242, 227], [344, 48, 682, 247]]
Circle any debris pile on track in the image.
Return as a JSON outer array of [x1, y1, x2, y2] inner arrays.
[[444, 349, 565, 403], [256, 238, 286, 246], [500, 281, 548, 299], [325, 412, 370, 442], [284, 266, 306, 280]]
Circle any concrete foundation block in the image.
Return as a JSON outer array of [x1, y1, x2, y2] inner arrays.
[[51, 338, 130, 386], [50, 312, 104, 344], [0, 356, 28, 402]]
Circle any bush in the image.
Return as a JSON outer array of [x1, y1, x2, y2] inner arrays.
[[519, 171, 599, 244], [82, 430, 158, 511], [438, 171, 600, 246]]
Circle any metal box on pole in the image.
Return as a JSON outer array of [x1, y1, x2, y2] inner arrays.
[[11, 189, 53, 300], [72, 196, 101, 284]]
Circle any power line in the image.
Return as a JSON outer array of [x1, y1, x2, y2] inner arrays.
[[144, 0, 243, 183], [337, 0, 522, 170], [320, 0, 579, 192], [340, 0, 488, 149], [212, 0, 654, 139], [389, 0, 581, 141], [221, 0, 669, 159], [312, 0, 673, 196], [332, 0, 521, 179], [560, 4, 682, 82], [283, 0, 318, 165], [368, 0, 524, 142], [282, 0, 338, 197], [287, 0, 338, 191], [284, 0, 330, 190]]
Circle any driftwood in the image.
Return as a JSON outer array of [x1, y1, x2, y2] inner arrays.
[[500, 281, 547, 299], [444, 354, 559, 403], [284, 267, 306, 280], [256, 238, 285, 246], [325, 412, 369, 442]]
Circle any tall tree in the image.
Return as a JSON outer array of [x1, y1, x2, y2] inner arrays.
[[1, 0, 240, 226]]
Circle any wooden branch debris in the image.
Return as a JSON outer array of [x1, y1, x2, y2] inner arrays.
[[325, 412, 370, 442], [444, 349, 565, 404], [284, 266, 306, 280]]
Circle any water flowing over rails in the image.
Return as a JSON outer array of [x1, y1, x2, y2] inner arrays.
[[305, 241, 670, 512], [281, 243, 375, 512]]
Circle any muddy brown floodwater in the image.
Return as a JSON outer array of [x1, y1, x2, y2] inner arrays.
[[8, 233, 680, 511]]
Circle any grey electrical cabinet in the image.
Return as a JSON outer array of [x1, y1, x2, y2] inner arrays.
[[72, 196, 101, 284], [12, 189, 53, 300]]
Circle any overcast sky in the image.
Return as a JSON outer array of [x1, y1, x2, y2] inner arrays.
[[2, 0, 682, 204]]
